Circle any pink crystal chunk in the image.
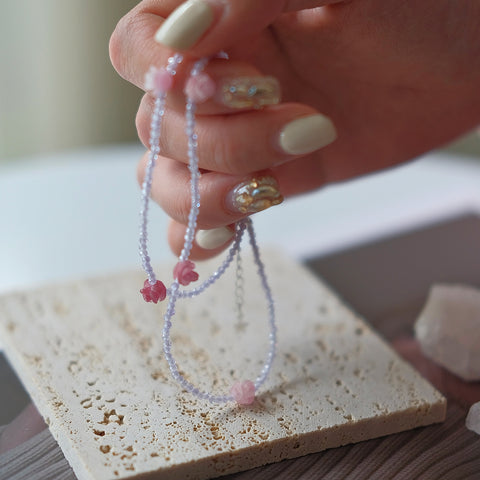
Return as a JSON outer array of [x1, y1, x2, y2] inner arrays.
[[184, 73, 216, 103], [140, 279, 167, 303], [144, 66, 173, 96], [230, 380, 255, 405], [415, 284, 480, 381], [173, 260, 199, 286]]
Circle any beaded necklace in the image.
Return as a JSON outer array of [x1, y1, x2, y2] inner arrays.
[[138, 53, 277, 405]]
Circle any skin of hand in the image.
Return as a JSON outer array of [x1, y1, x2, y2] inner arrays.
[[110, 0, 480, 258]]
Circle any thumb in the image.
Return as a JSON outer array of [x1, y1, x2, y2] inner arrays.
[[154, 0, 345, 55]]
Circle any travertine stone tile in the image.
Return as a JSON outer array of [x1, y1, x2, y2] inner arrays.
[[0, 251, 445, 480]]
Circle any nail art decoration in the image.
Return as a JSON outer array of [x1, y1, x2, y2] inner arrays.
[[219, 76, 281, 109], [231, 176, 284, 214]]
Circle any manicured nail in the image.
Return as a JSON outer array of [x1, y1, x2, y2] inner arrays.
[[279, 114, 337, 155], [195, 227, 234, 250], [155, 0, 214, 50], [228, 176, 283, 214], [217, 76, 281, 109]]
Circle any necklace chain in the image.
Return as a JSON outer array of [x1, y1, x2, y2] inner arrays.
[[138, 54, 277, 405]]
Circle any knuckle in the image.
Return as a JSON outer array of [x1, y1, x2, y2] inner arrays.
[[207, 129, 242, 174]]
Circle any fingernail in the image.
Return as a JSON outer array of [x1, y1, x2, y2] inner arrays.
[[228, 176, 283, 214], [279, 114, 337, 155], [154, 0, 214, 50], [217, 76, 281, 109], [195, 227, 234, 250]]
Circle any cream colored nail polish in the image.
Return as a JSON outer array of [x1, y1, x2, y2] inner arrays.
[[195, 227, 234, 250], [155, 0, 214, 50], [279, 114, 337, 155], [218, 77, 281, 109], [228, 176, 283, 214]]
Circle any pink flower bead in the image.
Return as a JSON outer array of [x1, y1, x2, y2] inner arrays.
[[140, 279, 167, 303], [184, 73, 216, 103], [230, 380, 256, 405], [173, 260, 199, 286], [144, 66, 173, 96]]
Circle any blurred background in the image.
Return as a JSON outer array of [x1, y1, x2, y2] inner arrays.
[[0, 0, 479, 162], [0, 0, 140, 161]]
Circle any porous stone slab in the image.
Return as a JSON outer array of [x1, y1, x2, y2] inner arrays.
[[0, 251, 445, 480]]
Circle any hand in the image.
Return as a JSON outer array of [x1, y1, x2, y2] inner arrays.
[[110, 0, 480, 258]]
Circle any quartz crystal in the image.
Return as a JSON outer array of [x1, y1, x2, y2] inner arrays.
[[415, 284, 480, 381], [466, 401, 480, 435]]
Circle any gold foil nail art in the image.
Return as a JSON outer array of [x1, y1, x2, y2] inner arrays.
[[231, 176, 283, 214], [219, 77, 281, 109]]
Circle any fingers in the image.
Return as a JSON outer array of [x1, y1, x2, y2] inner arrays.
[[153, 61, 281, 116], [113, 0, 346, 261], [138, 152, 283, 228], [110, 1, 273, 95], [393, 338, 480, 408], [153, 0, 346, 55], [136, 96, 336, 174], [162, 154, 334, 260], [110, 0, 344, 90], [137, 148, 338, 260], [141, 152, 286, 261], [112, 22, 271, 115]]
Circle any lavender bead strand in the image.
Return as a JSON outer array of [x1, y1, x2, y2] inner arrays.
[[246, 219, 277, 389], [141, 54, 277, 404], [139, 53, 183, 284]]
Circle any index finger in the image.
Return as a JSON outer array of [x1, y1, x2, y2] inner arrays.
[[110, 6, 280, 115], [154, 0, 346, 55]]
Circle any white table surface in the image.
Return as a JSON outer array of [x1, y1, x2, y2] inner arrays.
[[1, 144, 480, 296]]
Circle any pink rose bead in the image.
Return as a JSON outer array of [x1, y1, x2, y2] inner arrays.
[[173, 260, 199, 286], [140, 279, 167, 303], [230, 380, 256, 405], [184, 73, 216, 103], [144, 66, 173, 96]]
